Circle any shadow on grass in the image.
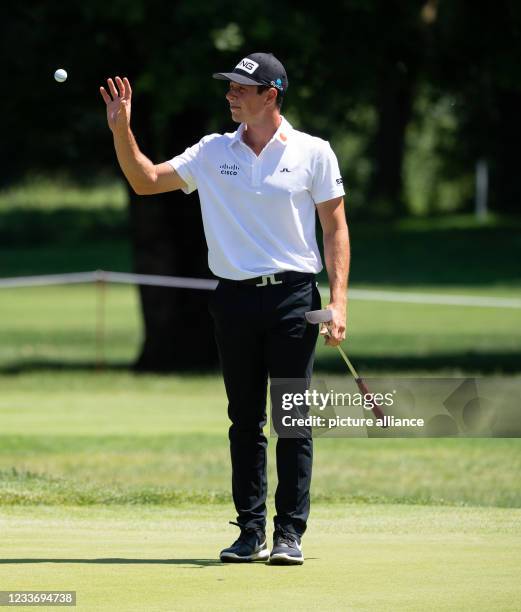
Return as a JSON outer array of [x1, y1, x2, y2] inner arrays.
[[0, 361, 219, 376], [1, 352, 520, 375], [317, 217, 521, 287], [0, 208, 128, 247], [1, 213, 520, 286], [314, 352, 521, 374], [0, 558, 222, 567], [0, 361, 132, 375], [0, 557, 316, 566]]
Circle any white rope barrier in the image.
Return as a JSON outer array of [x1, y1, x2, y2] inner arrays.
[[102, 271, 218, 290], [0, 270, 519, 309], [345, 288, 521, 309], [0, 271, 98, 288], [0, 270, 218, 291]]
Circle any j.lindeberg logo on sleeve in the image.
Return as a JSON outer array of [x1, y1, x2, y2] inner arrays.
[[220, 163, 240, 176]]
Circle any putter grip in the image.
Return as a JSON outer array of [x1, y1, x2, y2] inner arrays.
[[356, 378, 386, 425]]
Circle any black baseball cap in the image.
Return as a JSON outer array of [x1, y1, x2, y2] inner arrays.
[[212, 52, 288, 94]]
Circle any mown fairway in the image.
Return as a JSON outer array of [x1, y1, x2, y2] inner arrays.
[[1, 212, 520, 609], [1, 213, 520, 374], [1, 372, 520, 610], [1, 503, 520, 611], [0, 372, 520, 508], [1, 282, 520, 373]]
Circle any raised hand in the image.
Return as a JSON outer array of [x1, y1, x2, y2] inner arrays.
[[99, 76, 132, 133]]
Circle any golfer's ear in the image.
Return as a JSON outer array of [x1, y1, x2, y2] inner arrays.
[[266, 87, 278, 106]]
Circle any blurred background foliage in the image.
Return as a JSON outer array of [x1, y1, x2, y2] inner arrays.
[[2, 0, 521, 218]]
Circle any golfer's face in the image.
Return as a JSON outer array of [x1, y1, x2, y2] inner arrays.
[[226, 82, 266, 123]]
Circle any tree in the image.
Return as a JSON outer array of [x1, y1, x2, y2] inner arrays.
[[8, 0, 519, 371], [430, 1, 521, 214]]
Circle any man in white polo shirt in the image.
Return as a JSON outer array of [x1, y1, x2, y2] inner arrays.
[[100, 52, 349, 566]]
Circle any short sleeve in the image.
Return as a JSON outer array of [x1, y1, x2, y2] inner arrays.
[[311, 140, 345, 205], [166, 134, 217, 195]]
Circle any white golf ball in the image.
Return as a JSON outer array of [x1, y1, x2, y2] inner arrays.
[[54, 68, 67, 83]]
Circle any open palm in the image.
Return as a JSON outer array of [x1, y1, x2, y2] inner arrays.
[[99, 76, 132, 132]]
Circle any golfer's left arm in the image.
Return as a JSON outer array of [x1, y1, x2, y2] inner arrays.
[[317, 196, 350, 347]]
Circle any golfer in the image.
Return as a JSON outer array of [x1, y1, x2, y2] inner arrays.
[[100, 52, 349, 565]]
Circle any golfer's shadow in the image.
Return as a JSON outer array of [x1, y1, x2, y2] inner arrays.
[[0, 558, 222, 568]]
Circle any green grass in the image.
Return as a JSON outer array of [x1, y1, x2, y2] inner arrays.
[[0, 177, 129, 246], [0, 242, 132, 278], [0, 210, 129, 247], [1, 175, 520, 610], [1, 203, 520, 287], [0, 282, 519, 373], [0, 203, 519, 373], [0, 285, 141, 367], [0, 175, 126, 210], [1, 373, 520, 508], [327, 214, 521, 288], [1, 504, 520, 611]]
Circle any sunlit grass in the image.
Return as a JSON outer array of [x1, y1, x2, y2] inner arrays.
[[0, 175, 126, 210], [0, 284, 519, 371], [1, 372, 520, 507]]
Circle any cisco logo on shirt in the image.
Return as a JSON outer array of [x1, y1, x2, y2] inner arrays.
[[220, 163, 239, 176]]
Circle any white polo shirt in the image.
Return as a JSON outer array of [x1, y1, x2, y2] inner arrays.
[[167, 116, 345, 280]]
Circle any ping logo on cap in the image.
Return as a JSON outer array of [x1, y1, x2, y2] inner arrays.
[[235, 58, 259, 74]]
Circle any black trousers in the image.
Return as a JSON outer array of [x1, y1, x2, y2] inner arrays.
[[208, 273, 321, 538]]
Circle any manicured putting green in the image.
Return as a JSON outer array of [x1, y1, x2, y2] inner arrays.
[[1, 503, 520, 611]]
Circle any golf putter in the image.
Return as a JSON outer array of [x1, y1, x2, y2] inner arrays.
[[305, 309, 386, 424]]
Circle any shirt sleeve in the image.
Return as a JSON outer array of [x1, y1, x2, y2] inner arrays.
[[311, 140, 346, 205], [166, 135, 215, 195]]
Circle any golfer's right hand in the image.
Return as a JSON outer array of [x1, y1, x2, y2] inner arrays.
[[100, 76, 132, 133]]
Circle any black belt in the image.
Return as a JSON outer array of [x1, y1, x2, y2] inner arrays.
[[218, 271, 315, 287]]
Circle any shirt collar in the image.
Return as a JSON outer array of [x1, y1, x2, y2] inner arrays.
[[229, 115, 292, 149]]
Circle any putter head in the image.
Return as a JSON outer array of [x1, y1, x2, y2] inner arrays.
[[305, 309, 333, 325]]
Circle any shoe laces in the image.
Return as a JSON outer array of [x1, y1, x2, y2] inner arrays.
[[274, 529, 298, 548], [229, 521, 264, 543]]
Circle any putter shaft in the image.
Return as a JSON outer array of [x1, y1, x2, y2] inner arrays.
[[319, 319, 387, 426], [336, 344, 359, 380]]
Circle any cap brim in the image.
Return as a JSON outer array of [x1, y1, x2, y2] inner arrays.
[[212, 72, 263, 86]]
